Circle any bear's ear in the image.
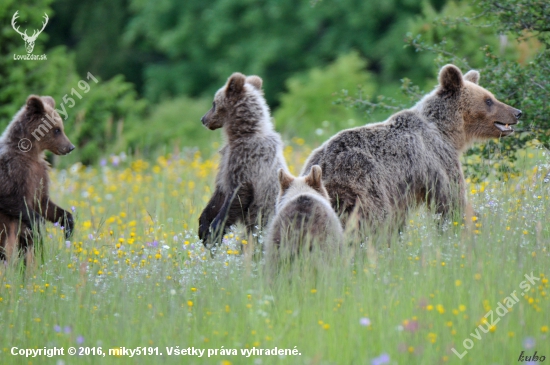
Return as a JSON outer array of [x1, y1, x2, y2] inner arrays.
[[246, 76, 263, 91], [305, 165, 323, 190], [41, 96, 56, 108], [278, 168, 294, 193], [26, 95, 45, 115], [463, 70, 480, 85], [225, 73, 246, 97], [438, 64, 463, 93]]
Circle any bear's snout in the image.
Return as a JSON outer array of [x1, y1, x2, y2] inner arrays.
[[513, 108, 522, 120], [65, 144, 75, 154]]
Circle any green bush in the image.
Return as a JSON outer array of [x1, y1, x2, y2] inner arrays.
[[0, 0, 146, 166], [0, 0, 60, 122], [123, 96, 218, 157], [123, 0, 446, 104], [61, 74, 147, 166], [274, 52, 375, 145]]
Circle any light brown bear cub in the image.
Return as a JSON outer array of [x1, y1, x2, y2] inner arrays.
[[0, 95, 75, 263], [302, 65, 521, 232], [265, 165, 344, 263], [199, 73, 288, 245]]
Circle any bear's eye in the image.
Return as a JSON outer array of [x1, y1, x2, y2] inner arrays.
[[485, 98, 493, 106], [212, 101, 216, 111], [54, 128, 61, 135]]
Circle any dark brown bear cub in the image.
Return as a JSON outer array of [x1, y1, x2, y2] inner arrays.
[[0, 95, 75, 264], [199, 73, 288, 246]]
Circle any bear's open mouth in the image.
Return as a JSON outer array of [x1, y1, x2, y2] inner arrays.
[[494, 122, 515, 133]]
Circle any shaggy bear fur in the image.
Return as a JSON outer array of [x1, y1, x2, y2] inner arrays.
[[265, 165, 344, 261], [199, 73, 288, 245], [0, 95, 75, 263], [301, 65, 522, 232]]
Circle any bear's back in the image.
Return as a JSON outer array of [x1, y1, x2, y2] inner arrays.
[[0, 139, 51, 210], [220, 130, 285, 191], [272, 191, 343, 248], [301, 109, 461, 223]]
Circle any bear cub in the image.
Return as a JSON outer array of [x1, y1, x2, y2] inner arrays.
[[199, 73, 288, 246], [265, 165, 344, 264], [0, 95, 75, 263]]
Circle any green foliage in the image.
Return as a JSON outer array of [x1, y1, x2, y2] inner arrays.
[[333, 1, 515, 130], [60, 74, 147, 166], [123, 96, 216, 157], [274, 52, 375, 144], [0, 0, 56, 121], [46, 0, 144, 89], [0, 0, 146, 166], [488, 0, 550, 47], [406, 1, 509, 74], [5, 0, 547, 171], [124, 0, 446, 104]]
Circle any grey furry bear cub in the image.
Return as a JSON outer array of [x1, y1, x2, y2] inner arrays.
[[198, 73, 288, 245], [301, 64, 521, 232], [265, 165, 344, 262]]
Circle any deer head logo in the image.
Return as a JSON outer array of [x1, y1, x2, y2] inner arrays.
[[11, 11, 49, 54]]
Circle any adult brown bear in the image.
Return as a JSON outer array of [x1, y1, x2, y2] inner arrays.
[[301, 65, 521, 233]]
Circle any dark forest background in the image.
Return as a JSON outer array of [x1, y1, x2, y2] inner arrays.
[[1, 0, 548, 176]]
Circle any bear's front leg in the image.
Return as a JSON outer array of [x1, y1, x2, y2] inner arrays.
[[208, 183, 253, 245], [199, 186, 226, 245], [430, 172, 466, 225], [42, 198, 74, 239]]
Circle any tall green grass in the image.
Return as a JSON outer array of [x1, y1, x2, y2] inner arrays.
[[0, 150, 549, 365]]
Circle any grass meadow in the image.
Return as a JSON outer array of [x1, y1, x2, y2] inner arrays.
[[1, 143, 549, 365]]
